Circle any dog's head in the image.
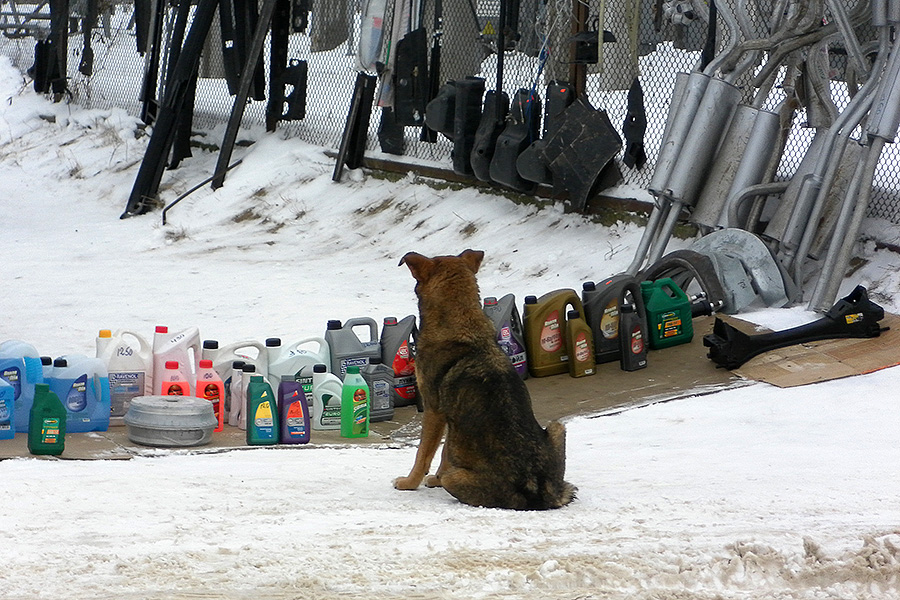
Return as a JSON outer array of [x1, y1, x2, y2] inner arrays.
[[399, 249, 484, 284]]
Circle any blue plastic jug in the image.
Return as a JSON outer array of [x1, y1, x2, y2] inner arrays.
[[0, 340, 43, 432], [48, 355, 111, 432]]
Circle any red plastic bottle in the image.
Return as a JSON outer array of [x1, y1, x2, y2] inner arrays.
[[196, 359, 224, 432]]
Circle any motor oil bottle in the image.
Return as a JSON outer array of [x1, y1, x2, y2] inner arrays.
[[362, 358, 393, 422], [641, 278, 694, 349], [196, 359, 225, 432], [483, 295, 528, 379], [48, 355, 111, 433], [266, 336, 330, 409], [325, 318, 381, 378], [340, 366, 369, 438], [200, 338, 269, 382], [246, 375, 279, 445], [380, 316, 418, 407], [0, 339, 43, 433], [152, 326, 201, 393], [228, 360, 245, 427], [159, 361, 191, 396], [311, 364, 342, 430], [96, 329, 152, 424], [278, 380, 310, 444], [618, 302, 648, 371], [565, 310, 596, 378], [582, 275, 646, 363], [28, 383, 66, 455], [0, 377, 14, 440], [523, 289, 584, 377]]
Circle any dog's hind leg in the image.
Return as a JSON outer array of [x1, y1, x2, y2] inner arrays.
[[440, 466, 528, 510], [393, 410, 446, 490]]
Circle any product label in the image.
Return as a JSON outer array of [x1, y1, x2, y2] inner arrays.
[[320, 394, 341, 426], [372, 379, 391, 411], [40, 418, 60, 444], [254, 400, 275, 436], [659, 310, 683, 339], [339, 357, 369, 378], [392, 341, 416, 376], [285, 395, 308, 438], [1, 366, 22, 400], [165, 382, 186, 396], [109, 371, 144, 418], [540, 310, 563, 353], [393, 374, 417, 401], [352, 388, 368, 435], [630, 326, 645, 354], [600, 299, 620, 339], [498, 322, 527, 375], [845, 313, 864, 324], [574, 332, 591, 363], [296, 375, 314, 408], [0, 392, 10, 423], [67, 375, 88, 412]]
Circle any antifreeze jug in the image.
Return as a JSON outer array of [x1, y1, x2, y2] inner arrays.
[[523, 289, 584, 377], [0, 378, 13, 440], [483, 295, 528, 379], [566, 309, 596, 378], [200, 338, 268, 382], [238, 364, 269, 430], [152, 326, 201, 393], [325, 318, 381, 378], [641, 278, 694, 349], [266, 336, 330, 408], [582, 274, 647, 363], [196, 359, 225, 432], [278, 380, 310, 444], [247, 376, 279, 445], [28, 383, 66, 455], [49, 355, 111, 432], [96, 329, 152, 423], [0, 339, 43, 432], [341, 366, 369, 438], [311, 364, 342, 430], [380, 316, 418, 407]]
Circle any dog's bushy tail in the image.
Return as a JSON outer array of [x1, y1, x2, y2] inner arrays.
[[543, 420, 577, 508]]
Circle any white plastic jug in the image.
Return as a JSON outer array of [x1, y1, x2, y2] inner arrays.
[[152, 326, 201, 394], [311, 363, 342, 430], [201, 339, 269, 382], [96, 329, 152, 422], [0, 340, 43, 432], [267, 337, 330, 387]]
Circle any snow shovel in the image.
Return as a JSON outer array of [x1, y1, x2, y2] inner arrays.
[[703, 285, 885, 369]]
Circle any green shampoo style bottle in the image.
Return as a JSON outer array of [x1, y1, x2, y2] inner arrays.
[[246, 376, 279, 445], [340, 366, 369, 438], [28, 383, 67, 456]]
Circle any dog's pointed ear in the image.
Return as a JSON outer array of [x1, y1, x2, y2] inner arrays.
[[399, 252, 434, 282], [459, 249, 484, 274]]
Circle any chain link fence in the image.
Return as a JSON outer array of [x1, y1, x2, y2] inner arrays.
[[2, 0, 899, 224]]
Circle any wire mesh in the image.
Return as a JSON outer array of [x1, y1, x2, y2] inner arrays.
[[1, 0, 899, 225]]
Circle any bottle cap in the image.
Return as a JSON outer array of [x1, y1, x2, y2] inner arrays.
[[483, 297, 497, 306], [203, 340, 219, 350], [327, 320, 342, 330], [232, 360, 246, 369], [165, 361, 179, 369], [524, 295, 537, 304], [582, 281, 596, 291], [346, 366, 360, 375], [265, 338, 281, 347], [98, 329, 112, 338], [383, 317, 398, 325], [155, 325, 168, 333], [41, 356, 52, 366], [242, 364, 257, 373], [313, 364, 327, 373], [53, 358, 67, 367], [567, 310, 580, 320], [199, 359, 213, 368]]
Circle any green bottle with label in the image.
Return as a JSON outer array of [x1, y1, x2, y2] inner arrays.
[[641, 278, 694, 349], [340, 366, 369, 438], [246, 376, 279, 445], [28, 383, 67, 456]]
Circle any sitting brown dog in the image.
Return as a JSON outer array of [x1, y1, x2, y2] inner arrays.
[[393, 249, 576, 510]]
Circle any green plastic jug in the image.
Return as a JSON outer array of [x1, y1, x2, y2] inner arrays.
[[640, 278, 693, 350], [28, 383, 67, 456]]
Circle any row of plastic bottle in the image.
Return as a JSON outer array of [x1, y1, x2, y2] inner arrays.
[[487, 275, 696, 380]]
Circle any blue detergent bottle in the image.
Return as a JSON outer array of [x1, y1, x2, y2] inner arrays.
[[0, 378, 14, 440], [48, 355, 111, 433], [0, 340, 43, 432]]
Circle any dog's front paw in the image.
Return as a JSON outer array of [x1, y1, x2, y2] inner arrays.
[[424, 474, 443, 488], [393, 476, 421, 490]]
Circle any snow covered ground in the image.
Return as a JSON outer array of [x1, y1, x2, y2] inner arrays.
[[1, 57, 899, 599]]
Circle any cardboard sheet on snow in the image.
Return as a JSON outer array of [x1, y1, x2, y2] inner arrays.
[[731, 313, 900, 388]]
